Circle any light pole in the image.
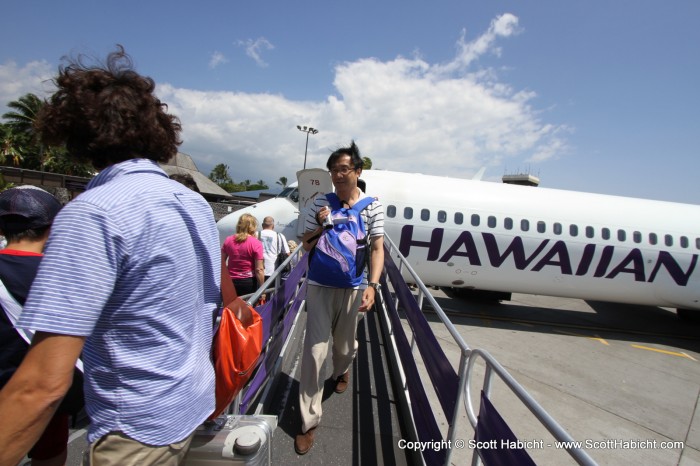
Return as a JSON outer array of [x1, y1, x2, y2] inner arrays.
[[297, 125, 318, 169]]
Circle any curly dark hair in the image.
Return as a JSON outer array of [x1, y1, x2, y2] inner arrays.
[[35, 45, 182, 170]]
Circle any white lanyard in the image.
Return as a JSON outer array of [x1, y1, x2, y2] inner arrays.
[[0, 278, 83, 372]]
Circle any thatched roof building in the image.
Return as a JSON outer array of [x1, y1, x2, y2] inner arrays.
[[159, 152, 232, 201]]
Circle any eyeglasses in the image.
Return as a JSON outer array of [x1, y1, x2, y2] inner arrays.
[[329, 166, 355, 176]]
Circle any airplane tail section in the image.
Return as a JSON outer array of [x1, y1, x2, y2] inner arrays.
[[295, 169, 333, 237]]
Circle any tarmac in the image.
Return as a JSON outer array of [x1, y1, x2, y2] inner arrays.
[[425, 289, 700, 466]]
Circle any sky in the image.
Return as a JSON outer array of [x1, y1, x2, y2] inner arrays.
[[1, 0, 698, 203]]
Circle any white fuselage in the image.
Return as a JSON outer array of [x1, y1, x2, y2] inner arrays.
[[217, 170, 700, 311]]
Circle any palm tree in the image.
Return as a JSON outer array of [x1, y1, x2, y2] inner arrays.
[[362, 157, 373, 169], [0, 131, 24, 166], [2, 93, 96, 176], [2, 93, 43, 136], [276, 176, 288, 188], [2, 94, 43, 168]]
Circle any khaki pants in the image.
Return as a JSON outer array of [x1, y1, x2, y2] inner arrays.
[[298, 285, 362, 433], [82, 431, 194, 466]]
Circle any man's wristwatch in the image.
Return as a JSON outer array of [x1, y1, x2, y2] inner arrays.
[[368, 282, 381, 291]]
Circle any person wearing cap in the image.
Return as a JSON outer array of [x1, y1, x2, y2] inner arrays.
[[0, 46, 221, 466], [0, 186, 84, 466]]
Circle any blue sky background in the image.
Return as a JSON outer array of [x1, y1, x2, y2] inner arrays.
[[2, 0, 698, 203]]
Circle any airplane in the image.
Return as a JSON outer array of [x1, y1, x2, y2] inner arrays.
[[217, 168, 700, 319]]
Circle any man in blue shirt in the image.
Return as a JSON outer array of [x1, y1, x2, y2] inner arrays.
[[0, 46, 221, 466]]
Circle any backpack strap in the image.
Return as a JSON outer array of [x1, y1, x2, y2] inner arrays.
[[350, 196, 376, 245], [324, 192, 342, 210], [350, 196, 374, 214]]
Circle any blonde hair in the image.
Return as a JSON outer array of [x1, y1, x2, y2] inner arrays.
[[235, 213, 258, 242]]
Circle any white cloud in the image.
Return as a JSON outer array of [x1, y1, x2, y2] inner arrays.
[[0, 60, 55, 113], [237, 38, 275, 68], [156, 13, 565, 185], [2, 14, 566, 189], [208, 51, 228, 69], [431, 13, 521, 77]]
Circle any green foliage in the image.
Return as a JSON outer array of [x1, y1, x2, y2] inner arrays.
[[246, 181, 269, 191], [209, 163, 233, 184], [208, 164, 269, 193], [2, 93, 43, 135], [0, 173, 14, 191], [362, 157, 372, 169], [1, 93, 95, 177], [208, 163, 236, 191], [1, 125, 25, 166], [276, 176, 288, 187]]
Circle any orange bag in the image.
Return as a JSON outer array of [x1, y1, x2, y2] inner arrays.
[[209, 258, 264, 419]]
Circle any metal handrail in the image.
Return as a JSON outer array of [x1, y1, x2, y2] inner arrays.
[[246, 245, 303, 306], [241, 232, 597, 464], [465, 349, 597, 465], [380, 233, 597, 466]]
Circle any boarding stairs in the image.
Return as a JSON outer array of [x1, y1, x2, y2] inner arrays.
[[220, 233, 597, 465]]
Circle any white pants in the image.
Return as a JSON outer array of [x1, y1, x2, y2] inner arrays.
[[298, 285, 362, 433]]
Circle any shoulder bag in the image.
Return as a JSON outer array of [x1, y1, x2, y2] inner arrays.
[[209, 259, 264, 419], [275, 233, 290, 275]]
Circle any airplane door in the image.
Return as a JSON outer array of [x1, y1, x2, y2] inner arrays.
[[296, 168, 333, 237]]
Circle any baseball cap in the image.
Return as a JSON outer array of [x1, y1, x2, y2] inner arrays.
[[0, 185, 63, 234]]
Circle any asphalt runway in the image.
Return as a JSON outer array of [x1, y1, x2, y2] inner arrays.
[[421, 289, 700, 466]]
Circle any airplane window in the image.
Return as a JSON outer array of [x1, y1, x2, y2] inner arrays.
[[277, 187, 299, 202], [278, 186, 296, 200], [681, 236, 689, 248], [438, 210, 447, 223], [649, 233, 658, 245], [665, 234, 673, 247], [553, 223, 562, 235], [696, 238, 700, 250], [586, 226, 595, 238], [569, 224, 578, 237], [471, 214, 480, 227], [386, 205, 396, 218], [601, 228, 610, 240], [521, 219, 529, 232], [537, 221, 546, 233], [633, 231, 642, 243], [617, 229, 626, 242], [404, 207, 413, 220], [488, 216, 497, 228], [504, 217, 513, 230], [454, 212, 464, 225], [421, 209, 430, 221]]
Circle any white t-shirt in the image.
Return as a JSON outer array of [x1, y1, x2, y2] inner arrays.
[[259, 229, 290, 276]]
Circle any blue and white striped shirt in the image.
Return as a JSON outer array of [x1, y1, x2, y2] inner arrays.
[[19, 159, 220, 445]]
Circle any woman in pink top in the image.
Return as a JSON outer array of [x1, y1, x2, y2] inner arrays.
[[222, 213, 264, 296]]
